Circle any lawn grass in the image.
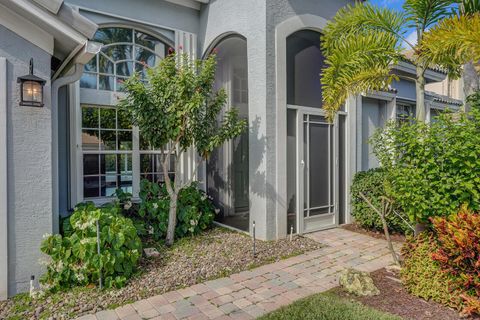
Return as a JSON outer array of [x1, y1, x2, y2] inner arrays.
[[258, 291, 402, 320]]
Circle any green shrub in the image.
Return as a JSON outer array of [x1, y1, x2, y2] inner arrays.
[[117, 180, 216, 240], [401, 234, 462, 309], [371, 110, 480, 224], [401, 207, 480, 316], [431, 206, 480, 315], [40, 202, 142, 291], [350, 168, 409, 234]]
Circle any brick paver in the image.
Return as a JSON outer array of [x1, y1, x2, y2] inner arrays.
[[77, 228, 400, 320]]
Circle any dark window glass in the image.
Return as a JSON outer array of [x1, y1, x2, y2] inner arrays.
[[287, 30, 325, 108]]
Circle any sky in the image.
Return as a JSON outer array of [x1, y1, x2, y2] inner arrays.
[[369, 0, 416, 49]]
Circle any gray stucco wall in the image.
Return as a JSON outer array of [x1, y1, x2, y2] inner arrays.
[[0, 25, 52, 295], [199, 0, 353, 240], [66, 0, 200, 36], [199, 0, 269, 238]]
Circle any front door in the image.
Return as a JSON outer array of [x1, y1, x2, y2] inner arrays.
[[298, 111, 338, 233]]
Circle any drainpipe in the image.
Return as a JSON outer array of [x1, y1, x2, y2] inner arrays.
[[51, 41, 101, 234]]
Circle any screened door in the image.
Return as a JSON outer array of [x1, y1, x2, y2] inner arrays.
[[299, 112, 338, 232]]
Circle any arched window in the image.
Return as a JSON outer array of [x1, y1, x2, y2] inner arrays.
[[207, 35, 250, 232], [286, 29, 325, 108], [80, 27, 169, 91]]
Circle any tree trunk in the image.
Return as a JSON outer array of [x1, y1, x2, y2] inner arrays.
[[463, 61, 480, 111], [166, 192, 177, 246], [416, 65, 427, 122]]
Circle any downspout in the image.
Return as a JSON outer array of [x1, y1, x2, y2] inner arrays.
[[51, 63, 84, 234], [51, 41, 101, 234]]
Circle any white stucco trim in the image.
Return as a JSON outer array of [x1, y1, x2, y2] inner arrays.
[[0, 3, 54, 55], [164, 0, 201, 10], [0, 57, 8, 301], [275, 14, 329, 238]]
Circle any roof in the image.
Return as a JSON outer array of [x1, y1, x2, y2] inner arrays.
[[0, 0, 97, 61], [425, 91, 464, 107]]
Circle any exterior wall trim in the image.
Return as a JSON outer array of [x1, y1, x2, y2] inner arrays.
[[74, 5, 194, 36], [275, 14, 329, 239], [0, 57, 8, 301]]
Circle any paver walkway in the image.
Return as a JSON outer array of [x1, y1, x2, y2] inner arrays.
[[77, 228, 401, 320]]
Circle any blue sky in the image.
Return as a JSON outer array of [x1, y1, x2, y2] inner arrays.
[[369, 0, 405, 10]]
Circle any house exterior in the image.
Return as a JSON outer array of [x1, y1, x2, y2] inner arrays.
[[0, 0, 463, 299]]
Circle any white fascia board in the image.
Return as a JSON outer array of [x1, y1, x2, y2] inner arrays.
[[164, 0, 206, 10], [32, 0, 63, 14], [0, 3, 54, 55], [393, 60, 447, 83]]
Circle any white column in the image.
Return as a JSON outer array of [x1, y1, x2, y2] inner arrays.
[[0, 57, 8, 300], [175, 30, 198, 183]]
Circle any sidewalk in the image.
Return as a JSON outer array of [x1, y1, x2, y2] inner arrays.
[[77, 228, 399, 320]]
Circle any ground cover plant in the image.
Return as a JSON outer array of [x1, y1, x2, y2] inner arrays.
[[117, 181, 216, 240], [40, 202, 142, 291], [258, 291, 401, 320], [0, 228, 321, 320]]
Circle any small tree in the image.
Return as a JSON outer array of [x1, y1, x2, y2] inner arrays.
[[119, 51, 246, 245]]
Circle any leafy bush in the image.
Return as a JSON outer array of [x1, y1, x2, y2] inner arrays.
[[41, 202, 142, 291], [401, 234, 462, 309], [117, 180, 216, 240], [371, 110, 480, 224], [350, 168, 410, 234], [431, 206, 480, 315], [401, 207, 480, 316]]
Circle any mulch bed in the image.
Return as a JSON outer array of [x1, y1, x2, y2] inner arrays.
[[335, 268, 469, 320], [0, 227, 322, 320], [342, 223, 406, 242]]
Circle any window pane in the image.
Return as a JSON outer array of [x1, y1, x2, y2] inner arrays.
[[135, 46, 158, 67], [117, 110, 132, 129], [82, 107, 99, 128], [140, 154, 152, 173], [101, 154, 116, 175], [119, 174, 133, 193], [135, 31, 165, 53], [93, 27, 132, 44], [84, 176, 100, 198], [82, 130, 100, 150], [80, 73, 97, 89], [99, 54, 114, 74], [116, 61, 134, 77], [102, 45, 133, 61], [135, 62, 148, 79], [287, 30, 325, 108], [118, 131, 132, 150], [100, 130, 116, 150], [84, 57, 97, 72], [83, 154, 99, 175], [119, 154, 132, 175], [100, 108, 116, 129], [101, 175, 116, 197], [99, 75, 114, 91]]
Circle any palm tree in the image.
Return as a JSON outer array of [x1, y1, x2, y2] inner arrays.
[[421, 1, 480, 106], [321, 0, 456, 122]]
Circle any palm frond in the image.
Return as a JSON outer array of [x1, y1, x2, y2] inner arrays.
[[322, 30, 401, 121], [421, 13, 480, 77], [403, 0, 455, 30], [459, 0, 480, 14], [322, 3, 407, 54]]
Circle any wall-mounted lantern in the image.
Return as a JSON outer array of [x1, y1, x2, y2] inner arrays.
[[17, 58, 46, 107]]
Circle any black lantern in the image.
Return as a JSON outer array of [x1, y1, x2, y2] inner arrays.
[[17, 58, 46, 107]]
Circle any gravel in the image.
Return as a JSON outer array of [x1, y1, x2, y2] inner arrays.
[[0, 227, 322, 320]]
